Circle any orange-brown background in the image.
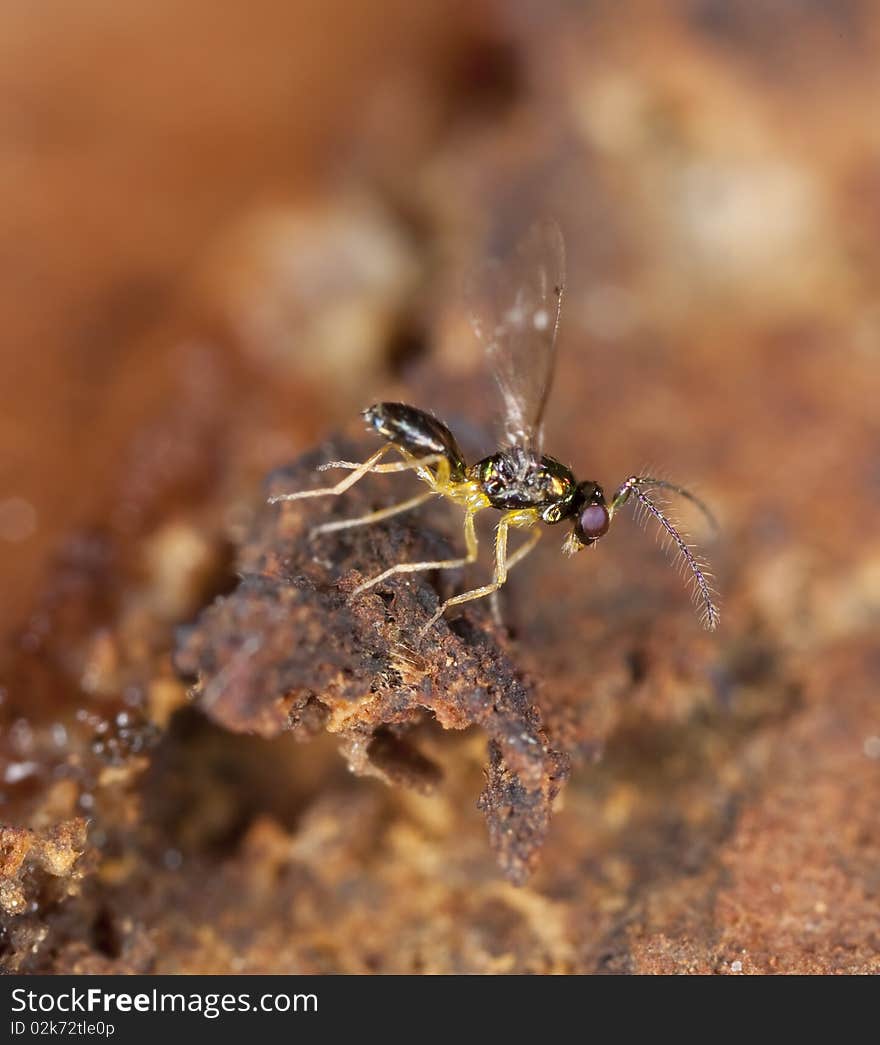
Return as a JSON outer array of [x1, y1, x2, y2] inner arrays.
[[2, 1, 879, 973]]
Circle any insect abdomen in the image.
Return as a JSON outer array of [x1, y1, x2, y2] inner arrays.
[[363, 402, 466, 479]]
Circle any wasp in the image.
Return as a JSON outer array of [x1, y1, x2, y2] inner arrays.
[[270, 220, 719, 635]]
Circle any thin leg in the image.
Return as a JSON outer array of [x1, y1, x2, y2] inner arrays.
[[351, 509, 479, 597], [311, 490, 436, 536], [419, 517, 517, 636], [271, 449, 450, 505], [505, 525, 541, 571], [268, 445, 393, 503], [421, 519, 542, 635], [317, 453, 444, 476], [489, 590, 503, 628], [488, 527, 541, 628]]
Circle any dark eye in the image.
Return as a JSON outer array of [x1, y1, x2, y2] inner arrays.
[[579, 504, 610, 540]]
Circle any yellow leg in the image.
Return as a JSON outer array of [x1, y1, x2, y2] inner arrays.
[[419, 517, 510, 635], [352, 509, 478, 597], [420, 517, 541, 635], [488, 525, 542, 627], [311, 490, 436, 536], [505, 525, 542, 572], [268, 445, 393, 503], [317, 453, 445, 476], [268, 450, 446, 504]]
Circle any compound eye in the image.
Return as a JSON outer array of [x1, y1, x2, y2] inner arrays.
[[579, 503, 610, 540]]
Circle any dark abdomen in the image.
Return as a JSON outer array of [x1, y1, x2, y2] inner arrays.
[[363, 402, 466, 479]]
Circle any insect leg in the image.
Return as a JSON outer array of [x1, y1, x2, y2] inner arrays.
[[268, 445, 394, 503], [488, 526, 541, 627], [350, 509, 479, 597], [310, 490, 437, 536], [318, 453, 445, 476], [505, 525, 542, 571], [419, 515, 518, 635]]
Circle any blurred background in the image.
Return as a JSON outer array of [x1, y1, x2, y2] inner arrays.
[[1, 1, 879, 973]]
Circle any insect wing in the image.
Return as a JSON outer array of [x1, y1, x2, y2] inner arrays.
[[465, 219, 566, 452]]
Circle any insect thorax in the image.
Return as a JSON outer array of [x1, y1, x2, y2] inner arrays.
[[471, 448, 577, 518]]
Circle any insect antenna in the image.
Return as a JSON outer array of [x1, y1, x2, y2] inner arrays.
[[630, 476, 719, 534], [625, 485, 720, 631]]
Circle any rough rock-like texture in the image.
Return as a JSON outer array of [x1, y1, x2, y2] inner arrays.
[[174, 450, 569, 882], [2, 0, 880, 974], [0, 820, 88, 916]]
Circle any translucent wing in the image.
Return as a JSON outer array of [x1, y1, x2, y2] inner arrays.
[[465, 219, 566, 453]]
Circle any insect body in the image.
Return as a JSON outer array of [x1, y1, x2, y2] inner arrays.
[[270, 221, 719, 634]]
